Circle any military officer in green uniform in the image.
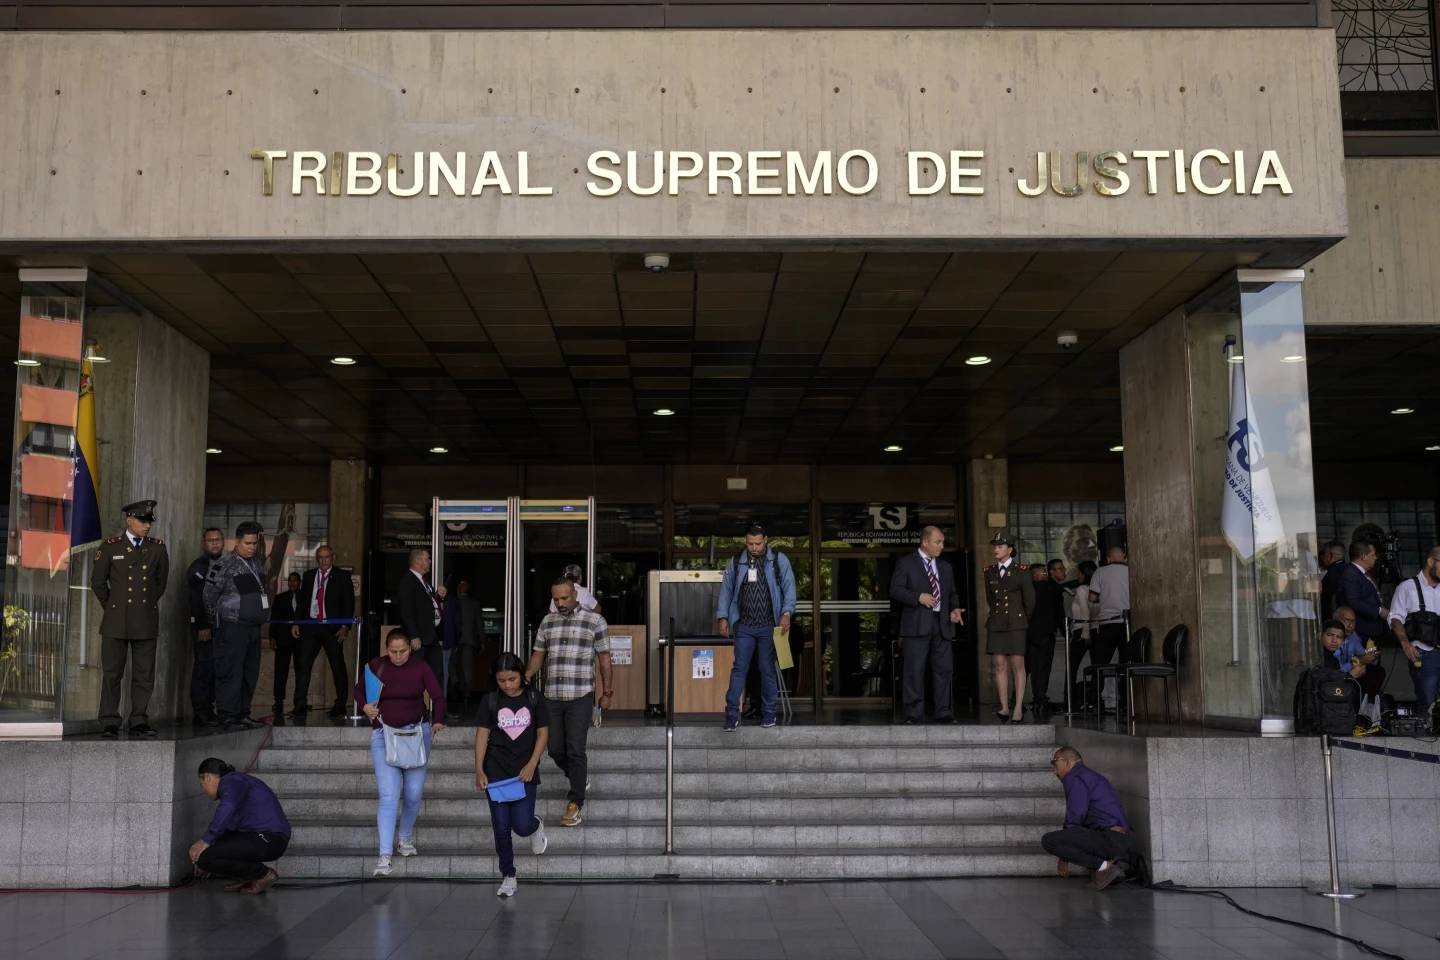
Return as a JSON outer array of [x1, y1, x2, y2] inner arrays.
[[92, 499, 170, 739], [984, 530, 1035, 724]]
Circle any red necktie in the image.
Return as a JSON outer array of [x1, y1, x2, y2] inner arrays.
[[316, 570, 326, 618]]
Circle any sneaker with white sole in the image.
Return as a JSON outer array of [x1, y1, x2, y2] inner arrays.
[[531, 818, 549, 855], [497, 875, 518, 898], [561, 801, 583, 827], [397, 837, 417, 857], [373, 855, 393, 878]]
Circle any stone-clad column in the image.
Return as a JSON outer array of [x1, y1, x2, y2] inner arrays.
[[80, 307, 209, 728], [967, 458, 1008, 707]]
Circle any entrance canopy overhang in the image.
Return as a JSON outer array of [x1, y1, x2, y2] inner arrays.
[[0, 29, 1345, 255]]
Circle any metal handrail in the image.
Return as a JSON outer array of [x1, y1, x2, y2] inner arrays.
[[661, 618, 734, 855]]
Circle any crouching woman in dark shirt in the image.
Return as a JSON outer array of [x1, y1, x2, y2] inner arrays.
[[475, 652, 550, 898], [189, 757, 291, 893]]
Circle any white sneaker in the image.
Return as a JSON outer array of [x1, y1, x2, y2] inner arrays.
[[531, 818, 549, 856], [497, 875, 518, 898], [397, 837, 417, 857], [373, 855, 392, 878]]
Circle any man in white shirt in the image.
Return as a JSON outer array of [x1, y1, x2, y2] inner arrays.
[[549, 564, 600, 615], [1087, 547, 1131, 711], [1388, 546, 1440, 712]]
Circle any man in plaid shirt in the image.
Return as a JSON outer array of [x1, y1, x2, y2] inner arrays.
[[526, 578, 612, 827]]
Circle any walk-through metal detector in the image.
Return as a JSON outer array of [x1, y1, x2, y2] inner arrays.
[[431, 497, 595, 655]]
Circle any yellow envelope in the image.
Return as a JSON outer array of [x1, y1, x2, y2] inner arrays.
[[772, 627, 794, 670]]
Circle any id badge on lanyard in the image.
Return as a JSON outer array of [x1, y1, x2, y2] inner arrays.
[[747, 567, 758, 584]]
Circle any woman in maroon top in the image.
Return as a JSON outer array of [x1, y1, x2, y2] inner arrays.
[[354, 627, 446, 877]]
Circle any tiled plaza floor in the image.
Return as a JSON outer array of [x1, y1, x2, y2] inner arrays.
[[2, 878, 1437, 960]]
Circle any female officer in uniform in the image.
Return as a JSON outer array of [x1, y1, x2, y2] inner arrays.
[[984, 531, 1036, 723]]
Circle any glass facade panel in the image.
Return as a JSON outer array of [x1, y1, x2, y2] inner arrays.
[[1316, 498, 1438, 595], [3, 278, 86, 725], [1007, 501, 1125, 570], [1335, 0, 1438, 129], [819, 502, 957, 550], [1188, 274, 1320, 728]]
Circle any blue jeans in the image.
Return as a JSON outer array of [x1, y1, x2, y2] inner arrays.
[[726, 623, 778, 722], [1410, 646, 1440, 712], [488, 779, 541, 878], [369, 725, 431, 856]]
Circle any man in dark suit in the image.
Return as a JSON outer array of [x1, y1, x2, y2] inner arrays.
[[271, 572, 307, 718], [1318, 540, 1346, 620], [394, 547, 447, 707], [1335, 540, 1389, 641], [889, 525, 966, 724], [1026, 561, 1066, 721], [297, 544, 356, 718]]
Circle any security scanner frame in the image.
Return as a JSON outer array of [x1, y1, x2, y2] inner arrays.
[[431, 496, 596, 655]]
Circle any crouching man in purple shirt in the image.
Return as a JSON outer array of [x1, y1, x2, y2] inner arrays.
[[188, 757, 291, 893], [1040, 745, 1137, 891]]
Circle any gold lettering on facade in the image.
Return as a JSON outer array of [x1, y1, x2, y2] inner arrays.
[[1093, 152, 1129, 196], [292, 150, 326, 195], [245, 147, 1294, 199], [1017, 152, 1048, 197], [249, 149, 286, 196], [1049, 151, 1088, 197]]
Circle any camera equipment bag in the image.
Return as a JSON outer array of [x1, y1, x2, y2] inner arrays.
[[1293, 665, 1358, 736]]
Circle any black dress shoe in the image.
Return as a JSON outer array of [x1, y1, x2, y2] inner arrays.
[[101, 725, 119, 740], [931, 716, 955, 725], [328, 703, 347, 719], [129, 723, 158, 739], [902, 717, 921, 725], [287, 706, 308, 719], [193, 716, 219, 728]]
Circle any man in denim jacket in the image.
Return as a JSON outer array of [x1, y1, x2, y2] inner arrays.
[[715, 524, 796, 731]]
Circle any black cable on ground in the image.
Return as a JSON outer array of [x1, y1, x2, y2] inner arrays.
[[1148, 881, 1411, 960]]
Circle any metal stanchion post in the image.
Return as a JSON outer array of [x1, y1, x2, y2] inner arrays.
[[346, 616, 365, 724], [1062, 616, 1074, 719], [1310, 734, 1365, 900]]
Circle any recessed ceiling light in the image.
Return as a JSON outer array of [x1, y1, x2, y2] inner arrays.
[[1391, 407, 1415, 415], [1227, 354, 1244, 364], [965, 355, 992, 366], [883, 444, 903, 453], [429, 446, 448, 454], [1109, 445, 1125, 453], [1427, 445, 1440, 452], [1280, 355, 1305, 363], [653, 408, 676, 417], [14, 358, 40, 367], [330, 356, 357, 366], [205, 447, 222, 455]]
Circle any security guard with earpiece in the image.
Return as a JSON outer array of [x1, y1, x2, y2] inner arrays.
[[92, 499, 170, 739]]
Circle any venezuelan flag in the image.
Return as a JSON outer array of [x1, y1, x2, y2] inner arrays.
[[70, 359, 102, 551]]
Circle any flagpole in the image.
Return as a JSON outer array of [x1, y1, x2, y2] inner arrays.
[[1230, 553, 1240, 666], [78, 554, 89, 667]]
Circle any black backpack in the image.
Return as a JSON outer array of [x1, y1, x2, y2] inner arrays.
[[1293, 665, 1357, 736]]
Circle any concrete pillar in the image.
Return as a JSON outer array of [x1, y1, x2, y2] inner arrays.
[[967, 458, 1008, 705], [328, 459, 367, 575], [1119, 308, 1206, 722], [314, 458, 367, 707], [77, 307, 209, 725]]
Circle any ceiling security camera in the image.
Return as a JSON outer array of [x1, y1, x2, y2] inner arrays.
[[644, 253, 671, 273], [1057, 330, 1079, 350]]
